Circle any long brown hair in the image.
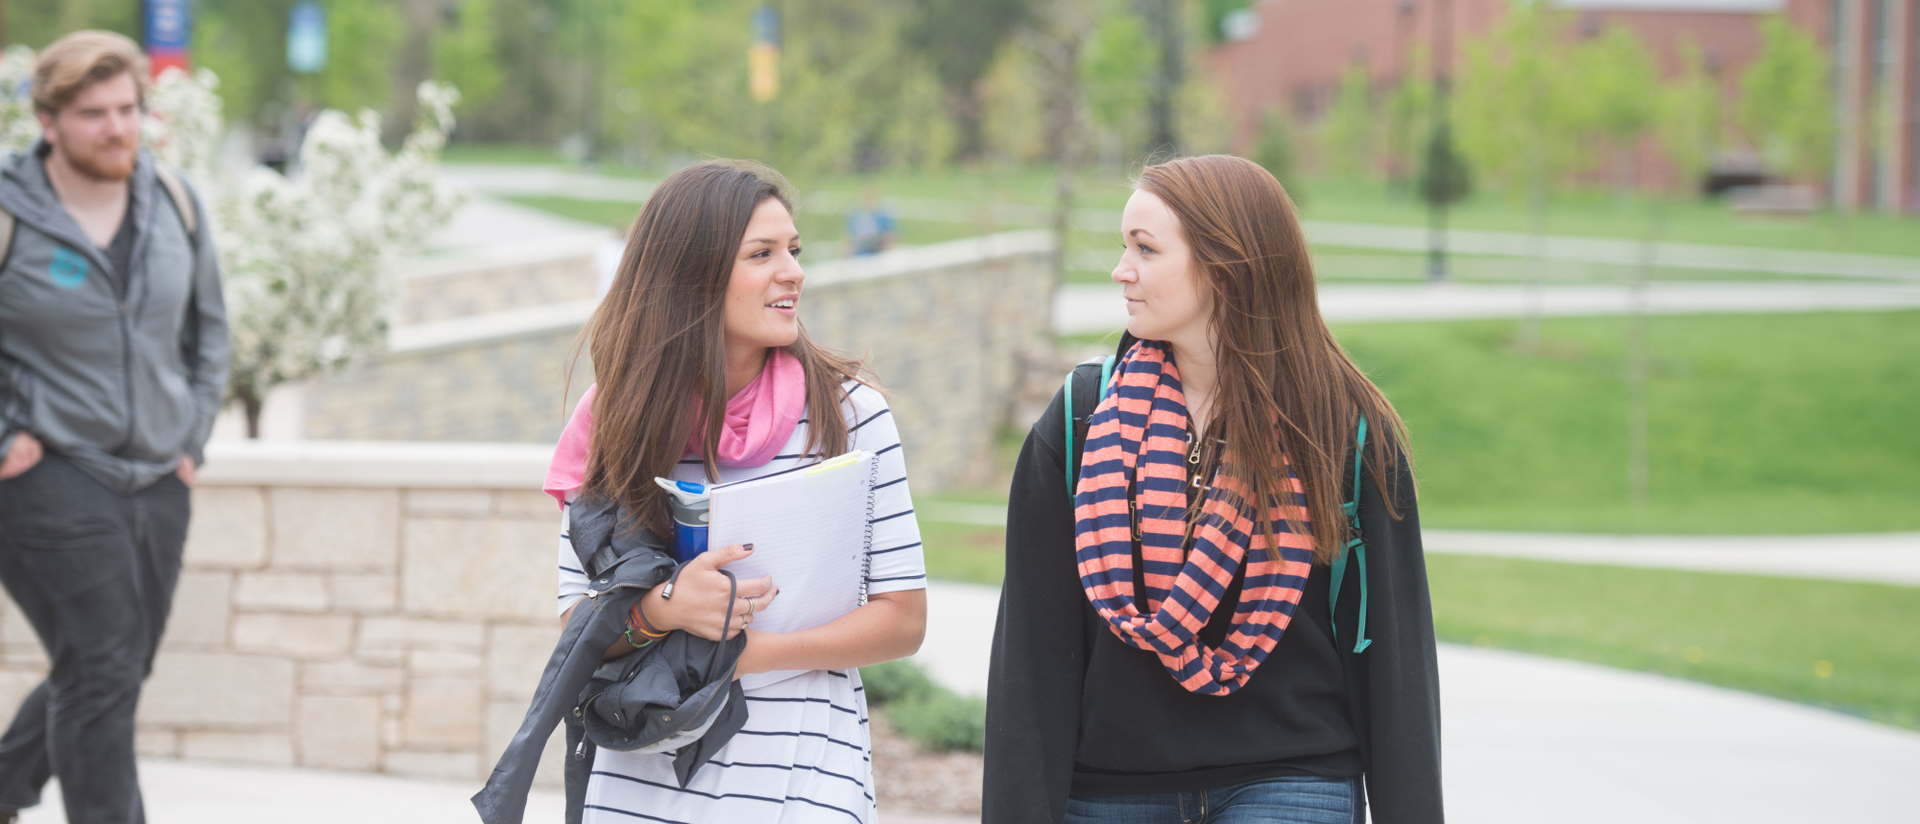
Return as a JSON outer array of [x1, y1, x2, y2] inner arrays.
[[570, 160, 867, 536], [1136, 155, 1410, 565]]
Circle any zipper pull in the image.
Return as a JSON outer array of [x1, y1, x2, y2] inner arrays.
[[584, 588, 599, 599]]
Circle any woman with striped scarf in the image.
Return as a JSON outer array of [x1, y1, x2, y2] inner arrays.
[[985, 155, 1444, 824]]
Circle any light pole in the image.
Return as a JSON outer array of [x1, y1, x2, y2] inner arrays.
[[1423, 0, 1459, 281]]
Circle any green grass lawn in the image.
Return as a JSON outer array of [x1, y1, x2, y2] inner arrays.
[[927, 309, 1920, 567], [1428, 555, 1920, 730], [463, 143, 1919, 258], [914, 544, 1920, 729], [1339, 311, 1920, 534], [502, 194, 1000, 251], [1296, 176, 1920, 259]]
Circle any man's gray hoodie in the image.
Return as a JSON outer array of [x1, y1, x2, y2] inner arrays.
[[0, 141, 229, 494]]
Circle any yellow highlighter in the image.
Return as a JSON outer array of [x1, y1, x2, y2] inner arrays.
[[804, 451, 864, 476]]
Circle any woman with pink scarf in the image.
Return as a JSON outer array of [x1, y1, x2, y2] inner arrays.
[[544, 161, 927, 824]]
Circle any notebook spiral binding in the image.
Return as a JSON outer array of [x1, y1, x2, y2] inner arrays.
[[858, 453, 878, 606]]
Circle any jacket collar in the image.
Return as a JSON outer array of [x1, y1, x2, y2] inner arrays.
[[0, 138, 156, 262]]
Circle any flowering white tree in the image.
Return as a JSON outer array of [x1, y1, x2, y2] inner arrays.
[[217, 81, 463, 435], [0, 53, 462, 437]]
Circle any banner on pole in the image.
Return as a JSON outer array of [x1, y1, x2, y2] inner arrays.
[[144, 0, 192, 77], [749, 5, 780, 103], [289, 1, 329, 74]]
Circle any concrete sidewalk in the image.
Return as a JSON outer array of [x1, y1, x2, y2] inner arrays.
[[1056, 279, 1920, 334], [1425, 529, 1920, 587], [13, 579, 1917, 822], [913, 581, 1920, 823]]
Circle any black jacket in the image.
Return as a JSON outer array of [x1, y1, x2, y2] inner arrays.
[[473, 495, 749, 824], [983, 353, 1444, 823]]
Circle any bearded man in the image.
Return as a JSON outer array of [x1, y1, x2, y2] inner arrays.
[[0, 30, 227, 824]]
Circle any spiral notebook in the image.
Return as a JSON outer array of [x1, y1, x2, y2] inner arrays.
[[708, 450, 879, 644]]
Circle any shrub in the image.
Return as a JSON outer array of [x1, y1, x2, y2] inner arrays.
[[860, 659, 937, 705], [887, 690, 988, 752], [859, 659, 985, 752]]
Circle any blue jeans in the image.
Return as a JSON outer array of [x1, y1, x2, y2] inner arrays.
[[1066, 775, 1365, 824]]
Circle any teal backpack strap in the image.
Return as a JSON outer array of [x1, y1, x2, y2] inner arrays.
[[1329, 416, 1373, 653], [1063, 371, 1078, 497], [1062, 355, 1116, 499]]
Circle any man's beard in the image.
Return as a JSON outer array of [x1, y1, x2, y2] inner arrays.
[[55, 136, 136, 182]]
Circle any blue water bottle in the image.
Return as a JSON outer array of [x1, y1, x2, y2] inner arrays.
[[653, 478, 710, 563]]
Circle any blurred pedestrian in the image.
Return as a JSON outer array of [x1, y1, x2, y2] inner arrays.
[[986, 155, 1443, 824], [842, 184, 895, 257], [0, 30, 228, 824]]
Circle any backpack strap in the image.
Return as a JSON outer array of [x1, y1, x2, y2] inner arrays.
[[0, 165, 193, 274], [1061, 354, 1115, 499], [1328, 416, 1373, 653], [0, 209, 14, 271], [153, 164, 199, 238]]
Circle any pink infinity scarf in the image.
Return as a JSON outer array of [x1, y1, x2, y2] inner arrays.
[[543, 348, 808, 506]]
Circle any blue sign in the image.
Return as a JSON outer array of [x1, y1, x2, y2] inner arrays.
[[288, 1, 329, 74], [145, 0, 191, 52], [49, 249, 88, 290], [752, 5, 780, 46]]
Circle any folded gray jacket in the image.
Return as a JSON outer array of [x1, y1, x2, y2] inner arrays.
[[472, 493, 748, 824]]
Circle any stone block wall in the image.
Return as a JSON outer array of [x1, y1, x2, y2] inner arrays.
[[397, 246, 598, 326], [0, 442, 569, 784], [304, 231, 1055, 491]]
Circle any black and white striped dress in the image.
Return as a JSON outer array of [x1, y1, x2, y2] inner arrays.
[[557, 379, 926, 824]]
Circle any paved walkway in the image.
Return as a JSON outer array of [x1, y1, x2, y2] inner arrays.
[[919, 502, 1920, 588], [1425, 529, 1920, 587], [912, 581, 1920, 824], [14, 577, 1917, 823], [1055, 279, 1920, 334]]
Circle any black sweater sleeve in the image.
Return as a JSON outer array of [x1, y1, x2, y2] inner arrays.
[[1339, 443, 1446, 823], [983, 393, 1085, 824]]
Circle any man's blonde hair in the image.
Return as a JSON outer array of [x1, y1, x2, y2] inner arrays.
[[33, 30, 150, 116]]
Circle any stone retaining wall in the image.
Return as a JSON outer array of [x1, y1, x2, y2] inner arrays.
[[397, 240, 598, 326], [306, 231, 1056, 491], [0, 442, 569, 785]]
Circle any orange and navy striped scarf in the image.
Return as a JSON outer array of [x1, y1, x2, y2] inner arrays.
[[1074, 341, 1316, 695]]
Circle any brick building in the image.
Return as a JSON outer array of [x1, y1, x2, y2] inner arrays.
[[1206, 0, 1919, 212]]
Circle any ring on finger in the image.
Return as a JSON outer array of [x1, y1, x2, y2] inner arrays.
[[746, 597, 757, 615]]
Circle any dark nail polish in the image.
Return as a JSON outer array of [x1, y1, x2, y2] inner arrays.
[[743, 543, 754, 551]]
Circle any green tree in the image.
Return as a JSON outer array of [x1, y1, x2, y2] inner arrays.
[[1322, 63, 1375, 179], [1132, 0, 1184, 154], [307, 0, 403, 114], [1739, 14, 1833, 180], [1454, 1, 1581, 346], [1659, 41, 1719, 198], [1082, 5, 1153, 147], [905, 0, 1029, 164], [192, 0, 402, 126], [1454, 2, 1583, 198], [1384, 46, 1435, 190], [2, 0, 138, 46], [432, 0, 503, 113], [1252, 108, 1305, 204], [1576, 25, 1662, 197]]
